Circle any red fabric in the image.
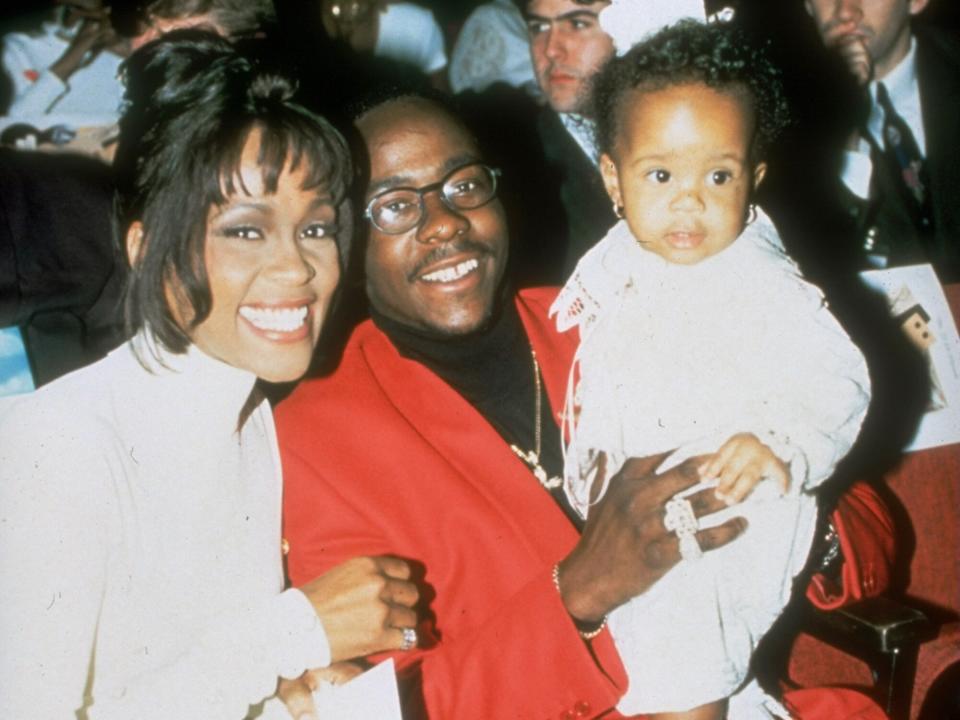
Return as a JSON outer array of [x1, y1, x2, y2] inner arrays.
[[785, 687, 888, 719], [887, 443, 960, 614], [913, 623, 960, 716], [901, 284, 960, 715], [789, 283, 960, 718], [807, 481, 896, 610], [788, 635, 876, 691], [279, 289, 629, 720], [278, 287, 890, 719]]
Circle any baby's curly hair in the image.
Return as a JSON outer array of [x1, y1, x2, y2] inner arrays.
[[593, 20, 790, 163]]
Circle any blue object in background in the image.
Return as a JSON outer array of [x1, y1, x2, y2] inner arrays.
[[0, 326, 35, 396]]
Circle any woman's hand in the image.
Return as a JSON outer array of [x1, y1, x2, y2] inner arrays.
[[557, 452, 747, 623], [298, 555, 419, 663]]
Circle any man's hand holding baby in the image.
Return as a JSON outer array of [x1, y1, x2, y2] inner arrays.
[[698, 433, 790, 506]]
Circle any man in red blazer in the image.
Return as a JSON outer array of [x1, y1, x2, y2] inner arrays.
[[277, 90, 891, 719]]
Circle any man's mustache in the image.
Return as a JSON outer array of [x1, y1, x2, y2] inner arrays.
[[409, 238, 494, 280]]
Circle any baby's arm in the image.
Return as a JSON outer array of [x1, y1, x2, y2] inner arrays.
[[719, 240, 871, 492], [698, 432, 789, 505]]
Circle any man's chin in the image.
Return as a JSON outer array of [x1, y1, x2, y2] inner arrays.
[[423, 309, 495, 337], [547, 92, 588, 116]]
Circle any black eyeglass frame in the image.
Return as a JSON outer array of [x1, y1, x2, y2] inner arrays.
[[363, 163, 502, 235]]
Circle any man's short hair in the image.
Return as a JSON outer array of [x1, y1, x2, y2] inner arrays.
[[347, 80, 462, 125], [345, 80, 475, 177], [510, 0, 607, 18]]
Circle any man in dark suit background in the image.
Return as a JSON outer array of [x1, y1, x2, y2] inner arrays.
[[516, 0, 616, 278], [803, 0, 960, 282]]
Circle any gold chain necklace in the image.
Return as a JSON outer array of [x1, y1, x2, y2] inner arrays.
[[510, 349, 563, 490]]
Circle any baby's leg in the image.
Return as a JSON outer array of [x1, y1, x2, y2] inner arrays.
[[610, 546, 742, 714], [648, 699, 728, 720]]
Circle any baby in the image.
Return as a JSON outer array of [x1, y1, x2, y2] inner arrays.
[[551, 20, 872, 720]]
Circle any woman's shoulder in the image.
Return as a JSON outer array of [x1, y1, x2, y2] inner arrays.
[[0, 345, 137, 465], [0, 367, 125, 530]]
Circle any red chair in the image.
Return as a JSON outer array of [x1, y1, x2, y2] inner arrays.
[[786, 283, 960, 719]]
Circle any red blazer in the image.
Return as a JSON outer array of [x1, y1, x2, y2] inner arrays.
[[278, 288, 889, 720]]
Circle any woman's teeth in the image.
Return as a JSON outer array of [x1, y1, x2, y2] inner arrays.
[[239, 305, 308, 332], [421, 258, 479, 283]]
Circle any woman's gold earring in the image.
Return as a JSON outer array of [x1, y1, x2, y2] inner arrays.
[[745, 203, 757, 226], [613, 202, 624, 219]]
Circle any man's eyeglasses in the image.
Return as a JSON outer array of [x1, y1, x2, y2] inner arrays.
[[364, 163, 501, 235]]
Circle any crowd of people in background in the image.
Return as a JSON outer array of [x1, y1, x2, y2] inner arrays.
[[0, 0, 958, 718], [1, 0, 958, 374]]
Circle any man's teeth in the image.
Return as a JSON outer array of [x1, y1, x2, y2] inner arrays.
[[239, 305, 308, 332], [421, 258, 479, 283]]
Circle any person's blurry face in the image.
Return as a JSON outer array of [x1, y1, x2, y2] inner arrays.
[[358, 99, 509, 335], [319, 0, 378, 46], [804, 0, 929, 79], [174, 130, 342, 382], [526, 0, 614, 115], [601, 83, 764, 265]]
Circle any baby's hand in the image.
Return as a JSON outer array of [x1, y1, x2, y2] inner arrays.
[[698, 433, 789, 506]]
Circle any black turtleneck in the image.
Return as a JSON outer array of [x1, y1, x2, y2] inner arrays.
[[370, 294, 583, 530]]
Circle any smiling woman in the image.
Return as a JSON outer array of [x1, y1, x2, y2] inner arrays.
[[112, 32, 354, 383], [0, 30, 420, 720], [153, 130, 342, 383]]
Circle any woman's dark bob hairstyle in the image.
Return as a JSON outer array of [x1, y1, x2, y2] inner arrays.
[[114, 29, 352, 355], [592, 20, 790, 162]]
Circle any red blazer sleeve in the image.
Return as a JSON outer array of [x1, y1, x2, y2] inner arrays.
[[284, 451, 626, 720]]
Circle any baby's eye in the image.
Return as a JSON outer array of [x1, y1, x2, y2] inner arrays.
[[709, 170, 733, 186], [302, 223, 336, 240], [646, 169, 671, 184], [222, 225, 263, 240]]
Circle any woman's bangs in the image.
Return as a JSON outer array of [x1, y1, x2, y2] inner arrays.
[[210, 117, 348, 203]]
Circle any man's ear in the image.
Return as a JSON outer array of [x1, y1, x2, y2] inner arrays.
[[125, 221, 144, 268], [753, 162, 768, 191], [909, 0, 930, 16], [599, 152, 623, 213]]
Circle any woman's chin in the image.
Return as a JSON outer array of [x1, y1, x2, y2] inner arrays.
[[235, 317, 320, 383], [253, 354, 313, 384]]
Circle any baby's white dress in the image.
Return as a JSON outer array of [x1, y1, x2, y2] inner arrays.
[[551, 211, 871, 713]]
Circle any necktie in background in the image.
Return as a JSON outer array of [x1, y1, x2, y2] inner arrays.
[[876, 82, 933, 231]]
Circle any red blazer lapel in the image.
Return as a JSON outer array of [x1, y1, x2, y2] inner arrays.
[[516, 290, 579, 430], [357, 308, 580, 562]]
